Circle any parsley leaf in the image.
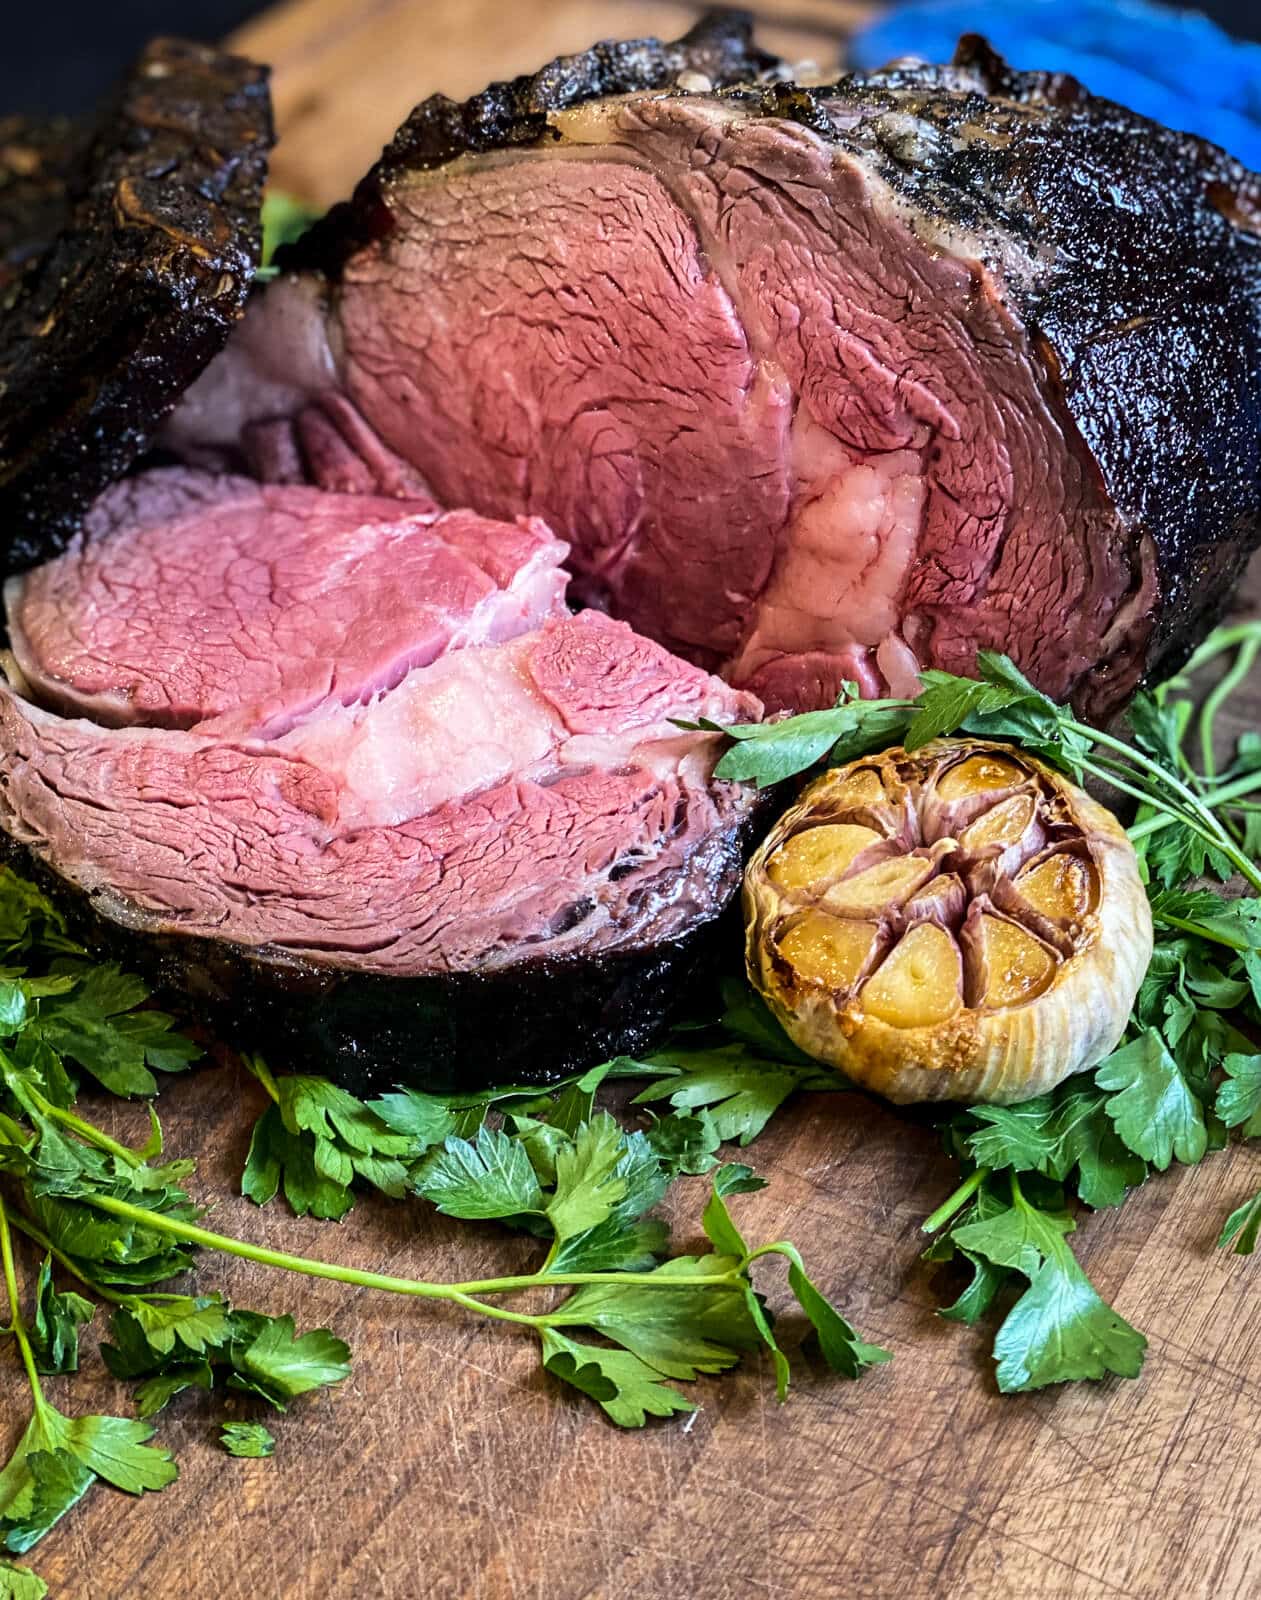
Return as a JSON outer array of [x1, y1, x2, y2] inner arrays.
[[241, 1064, 418, 1220], [540, 1330, 695, 1427], [701, 1162, 764, 1258], [552, 1254, 761, 1380], [219, 1423, 275, 1459], [1217, 1054, 1261, 1136], [26, 1257, 93, 1376], [0, 871, 82, 963], [0, 1401, 176, 1553], [992, 1254, 1147, 1391], [27, 963, 198, 1097], [0, 1560, 47, 1599], [546, 1114, 632, 1242], [904, 673, 1028, 749], [1096, 1031, 1208, 1170], [105, 1296, 231, 1364], [102, 1300, 350, 1419], [642, 1109, 721, 1178], [949, 1181, 1146, 1390], [414, 1125, 544, 1220], [226, 1314, 352, 1411], [633, 1046, 828, 1146], [0, 1444, 93, 1556], [958, 1085, 1147, 1210], [1219, 1188, 1261, 1255], [368, 1087, 458, 1149], [706, 703, 911, 788]]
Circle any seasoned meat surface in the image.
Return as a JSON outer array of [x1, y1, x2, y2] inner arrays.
[[171, 19, 1261, 718], [0, 38, 272, 574]]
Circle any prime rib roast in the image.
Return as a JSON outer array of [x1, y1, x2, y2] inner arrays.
[[1, 473, 760, 1086], [1, 14, 1259, 1088], [167, 17, 1261, 721]]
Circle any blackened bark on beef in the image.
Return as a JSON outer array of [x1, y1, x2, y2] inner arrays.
[[808, 39, 1261, 707], [286, 10, 780, 276], [267, 22, 1261, 717], [0, 40, 272, 576], [0, 829, 742, 1095], [0, 116, 82, 294]]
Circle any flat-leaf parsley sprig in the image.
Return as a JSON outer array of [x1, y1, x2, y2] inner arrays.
[[678, 623, 1261, 1386], [0, 866, 884, 1580]]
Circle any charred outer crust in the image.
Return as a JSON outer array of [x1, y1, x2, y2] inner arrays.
[[0, 39, 272, 577], [285, 10, 781, 275], [292, 16, 1261, 714], [784, 38, 1261, 710], [1, 806, 765, 1096], [0, 116, 83, 295]]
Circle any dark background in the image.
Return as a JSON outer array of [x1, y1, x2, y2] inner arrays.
[[3, 0, 1260, 116]]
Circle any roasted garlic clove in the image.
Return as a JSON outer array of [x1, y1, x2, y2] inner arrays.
[[767, 822, 883, 894], [744, 739, 1153, 1105], [777, 910, 880, 990], [860, 922, 962, 1028], [822, 852, 937, 917], [1015, 849, 1097, 921]]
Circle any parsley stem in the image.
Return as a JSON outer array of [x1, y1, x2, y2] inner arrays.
[[1076, 749, 1261, 894], [921, 1166, 990, 1234], [243, 1054, 282, 1105], [72, 1193, 737, 1320], [1127, 769, 1261, 841], [1180, 620, 1261, 677], [1068, 719, 1249, 861], [29, 1093, 143, 1169], [3, 1208, 131, 1305], [0, 1193, 47, 1416], [1199, 636, 1261, 781], [1150, 911, 1249, 953]]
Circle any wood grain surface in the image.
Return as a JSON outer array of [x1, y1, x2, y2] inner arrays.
[[9, 4, 1261, 1597]]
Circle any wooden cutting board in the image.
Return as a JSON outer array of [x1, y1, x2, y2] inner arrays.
[[12, 4, 1261, 1596]]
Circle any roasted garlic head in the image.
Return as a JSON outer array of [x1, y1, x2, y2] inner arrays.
[[744, 741, 1152, 1105]]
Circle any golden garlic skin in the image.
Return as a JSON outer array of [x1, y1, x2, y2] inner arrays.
[[744, 740, 1153, 1105]]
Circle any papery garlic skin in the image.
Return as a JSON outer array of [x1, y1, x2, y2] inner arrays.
[[744, 740, 1153, 1105]]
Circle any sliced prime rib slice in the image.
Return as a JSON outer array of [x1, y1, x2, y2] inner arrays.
[[0, 40, 272, 575], [168, 18, 1261, 719], [0, 610, 760, 1090], [6, 468, 568, 737]]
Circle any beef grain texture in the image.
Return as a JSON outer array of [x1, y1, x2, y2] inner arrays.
[[0, 38, 272, 575], [178, 16, 1261, 720], [0, 470, 763, 1090], [0, 829, 747, 1097]]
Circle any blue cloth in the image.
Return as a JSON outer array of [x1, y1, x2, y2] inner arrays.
[[849, 0, 1261, 170]]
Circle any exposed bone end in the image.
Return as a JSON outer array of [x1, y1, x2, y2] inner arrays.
[[767, 822, 882, 892], [860, 921, 962, 1027], [778, 910, 878, 991]]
